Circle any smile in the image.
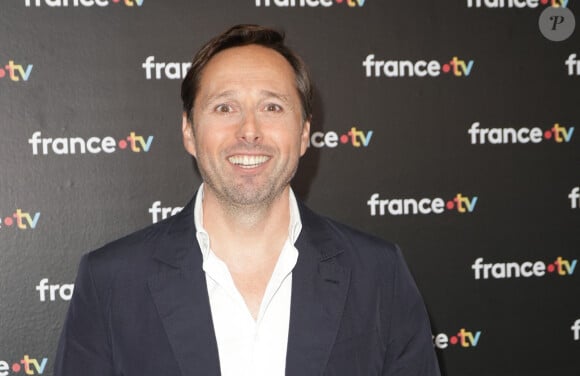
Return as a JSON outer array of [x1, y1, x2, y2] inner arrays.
[[228, 155, 270, 169]]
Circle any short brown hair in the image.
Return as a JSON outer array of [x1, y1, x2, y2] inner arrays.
[[181, 24, 313, 122]]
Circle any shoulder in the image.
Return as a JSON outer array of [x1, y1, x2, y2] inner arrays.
[[82, 200, 194, 287], [298, 201, 402, 269]]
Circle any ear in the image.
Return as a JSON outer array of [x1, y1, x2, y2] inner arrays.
[[182, 112, 197, 158], [299, 118, 311, 156]]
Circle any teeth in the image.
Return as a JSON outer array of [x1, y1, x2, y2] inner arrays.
[[228, 155, 269, 168]]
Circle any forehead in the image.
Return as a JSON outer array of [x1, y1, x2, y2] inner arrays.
[[197, 44, 297, 96]]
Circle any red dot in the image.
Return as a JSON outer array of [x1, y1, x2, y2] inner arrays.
[[340, 134, 349, 144], [540, 0, 548, 4], [543, 130, 552, 139], [12, 363, 21, 372], [547, 264, 555, 273], [442, 64, 450, 73], [4, 217, 13, 226], [118, 140, 127, 149], [336, 0, 343, 3], [450, 336, 458, 345], [113, 0, 120, 2], [446, 201, 454, 210], [0, 68, 5, 78]]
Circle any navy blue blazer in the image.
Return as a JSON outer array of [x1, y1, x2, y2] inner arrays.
[[54, 198, 440, 376]]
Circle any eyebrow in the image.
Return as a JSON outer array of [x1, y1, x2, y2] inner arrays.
[[201, 90, 237, 110], [259, 90, 291, 104], [201, 89, 292, 109]]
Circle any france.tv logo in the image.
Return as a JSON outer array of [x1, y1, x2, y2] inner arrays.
[[255, 0, 365, 7], [28, 131, 154, 155], [309, 127, 373, 148], [0, 209, 40, 230], [25, 0, 143, 7], [363, 55, 474, 78], [367, 193, 478, 216], [466, 0, 568, 8], [472, 256, 577, 279], [468, 122, 574, 144], [0, 355, 47, 375], [433, 328, 482, 349], [149, 201, 183, 224], [0, 60, 33, 82]]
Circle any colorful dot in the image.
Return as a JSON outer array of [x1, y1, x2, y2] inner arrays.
[[446, 201, 454, 210], [4, 217, 13, 226], [450, 336, 458, 345], [118, 140, 127, 149], [442, 64, 450, 73], [113, 0, 120, 2], [0, 68, 5, 78], [12, 363, 21, 372], [543, 130, 552, 139], [336, 0, 343, 3], [547, 264, 555, 273], [340, 134, 349, 144], [540, 0, 548, 4]]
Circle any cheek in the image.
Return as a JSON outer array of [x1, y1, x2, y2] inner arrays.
[[276, 132, 307, 158], [194, 129, 229, 158]]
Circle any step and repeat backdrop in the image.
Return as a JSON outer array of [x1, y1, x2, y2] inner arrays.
[[1, 1, 579, 375]]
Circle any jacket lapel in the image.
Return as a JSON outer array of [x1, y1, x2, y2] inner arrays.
[[147, 200, 221, 376], [286, 204, 351, 376]]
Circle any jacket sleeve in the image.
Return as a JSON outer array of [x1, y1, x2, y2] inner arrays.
[[54, 253, 116, 376], [381, 246, 441, 376]]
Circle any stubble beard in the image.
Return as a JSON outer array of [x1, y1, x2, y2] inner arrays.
[[196, 153, 299, 222]]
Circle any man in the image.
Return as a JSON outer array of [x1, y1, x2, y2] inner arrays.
[[55, 24, 440, 376]]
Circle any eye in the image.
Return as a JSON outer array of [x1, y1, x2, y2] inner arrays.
[[264, 103, 283, 112], [214, 104, 233, 113]]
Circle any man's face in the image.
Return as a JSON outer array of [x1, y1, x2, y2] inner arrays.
[[182, 44, 310, 208]]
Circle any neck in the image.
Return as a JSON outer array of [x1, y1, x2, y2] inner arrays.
[[202, 186, 291, 261]]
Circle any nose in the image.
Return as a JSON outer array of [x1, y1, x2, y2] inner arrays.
[[237, 111, 262, 145]]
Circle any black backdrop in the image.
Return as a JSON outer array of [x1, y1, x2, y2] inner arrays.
[[1, 1, 579, 375]]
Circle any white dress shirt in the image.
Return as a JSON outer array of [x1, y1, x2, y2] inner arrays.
[[193, 184, 301, 376]]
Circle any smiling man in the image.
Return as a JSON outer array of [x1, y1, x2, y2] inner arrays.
[[55, 25, 440, 376]]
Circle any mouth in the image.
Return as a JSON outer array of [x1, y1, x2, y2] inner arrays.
[[227, 155, 270, 169]]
